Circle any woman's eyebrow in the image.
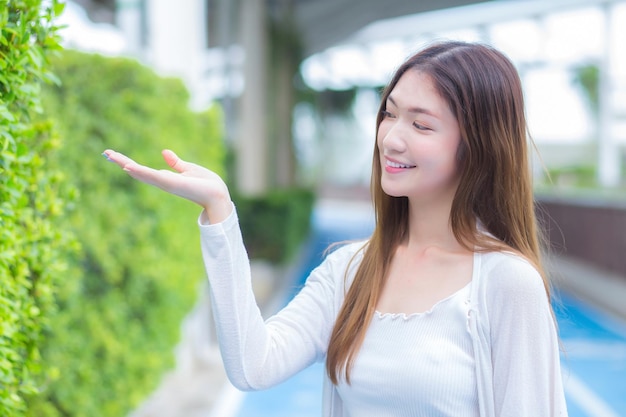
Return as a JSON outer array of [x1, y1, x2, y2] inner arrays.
[[387, 95, 439, 119]]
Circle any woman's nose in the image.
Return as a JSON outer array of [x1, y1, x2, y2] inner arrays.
[[381, 123, 408, 153]]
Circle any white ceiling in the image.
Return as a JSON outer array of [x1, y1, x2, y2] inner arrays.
[[294, 0, 492, 54]]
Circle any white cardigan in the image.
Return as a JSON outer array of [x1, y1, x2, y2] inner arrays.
[[199, 207, 568, 416]]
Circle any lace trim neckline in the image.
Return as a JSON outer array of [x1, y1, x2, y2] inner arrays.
[[374, 281, 471, 321]]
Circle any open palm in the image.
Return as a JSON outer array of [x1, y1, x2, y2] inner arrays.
[[103, 149, 232, 223]]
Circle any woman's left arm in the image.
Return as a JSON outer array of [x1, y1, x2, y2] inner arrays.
[[487, 256, 568, 417]]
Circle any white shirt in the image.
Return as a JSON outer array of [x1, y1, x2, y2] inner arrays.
[[199, 206, 568, 417], [336, 284, 479, 417]]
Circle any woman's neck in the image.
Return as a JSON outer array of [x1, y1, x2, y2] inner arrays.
[[405, 197, 464, 254]]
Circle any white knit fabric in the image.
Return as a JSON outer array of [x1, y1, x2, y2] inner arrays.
[[335, 284, 479, 417], [198, 206, 568, 417]]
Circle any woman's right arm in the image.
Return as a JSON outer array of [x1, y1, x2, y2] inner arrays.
[[199, 207, 356, 390]]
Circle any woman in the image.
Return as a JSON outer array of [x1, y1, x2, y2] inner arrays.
[[104, 41, 568, 416]]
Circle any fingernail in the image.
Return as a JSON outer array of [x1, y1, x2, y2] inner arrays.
[[102, 152, 114, 162]]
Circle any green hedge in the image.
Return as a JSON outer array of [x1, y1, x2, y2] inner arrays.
[[234, 188, 315, 264], [26, 50, 225, 417], [545, 165, 598, 189], [0, 1, 69, 415]]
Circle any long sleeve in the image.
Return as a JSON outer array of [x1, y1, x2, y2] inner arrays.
[[198, 206, 363, 391], [482, 252, 568, 416]]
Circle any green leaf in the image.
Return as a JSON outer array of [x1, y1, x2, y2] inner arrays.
[[53, 2, 66, 17], [0, 104, 15, 122]]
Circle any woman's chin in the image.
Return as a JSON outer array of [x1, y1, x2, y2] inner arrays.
[[381, 184, 407, 198]]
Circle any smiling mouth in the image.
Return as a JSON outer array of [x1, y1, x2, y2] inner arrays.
[[386, 160, 416, 169]]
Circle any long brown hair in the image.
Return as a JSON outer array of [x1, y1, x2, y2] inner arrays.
[[326, 41, 547, 385]]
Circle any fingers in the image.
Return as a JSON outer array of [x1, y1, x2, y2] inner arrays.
[[103, 149, 185, 189], [105, 149, 194, 175], [103, 149, 140, 171], [103, 149, 231, 217], [161, 149, 189, 173], [103, 149, 164, 184]]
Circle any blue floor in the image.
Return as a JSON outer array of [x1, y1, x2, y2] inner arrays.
[[556, 291, 626, 417], [231, 204, 626, 417]]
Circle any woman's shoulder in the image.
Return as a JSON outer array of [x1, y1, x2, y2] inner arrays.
[[324, 239, 368, 264], [315, 239, 368, 278], [480, 250, 536, 270], [478, 250, 545, 294]]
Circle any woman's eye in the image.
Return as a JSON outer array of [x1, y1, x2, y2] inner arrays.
[[413, 122, 430, 131], [381, 110, 395, 119]]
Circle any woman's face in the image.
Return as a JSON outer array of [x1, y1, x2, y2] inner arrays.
[[377, 70, 462, 203]]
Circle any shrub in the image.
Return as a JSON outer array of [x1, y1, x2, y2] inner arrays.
[[233, 188, 315, 263], [26, 50, 225, 417], [0, 1, 69, 415], [547, 165, 597, 189]]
